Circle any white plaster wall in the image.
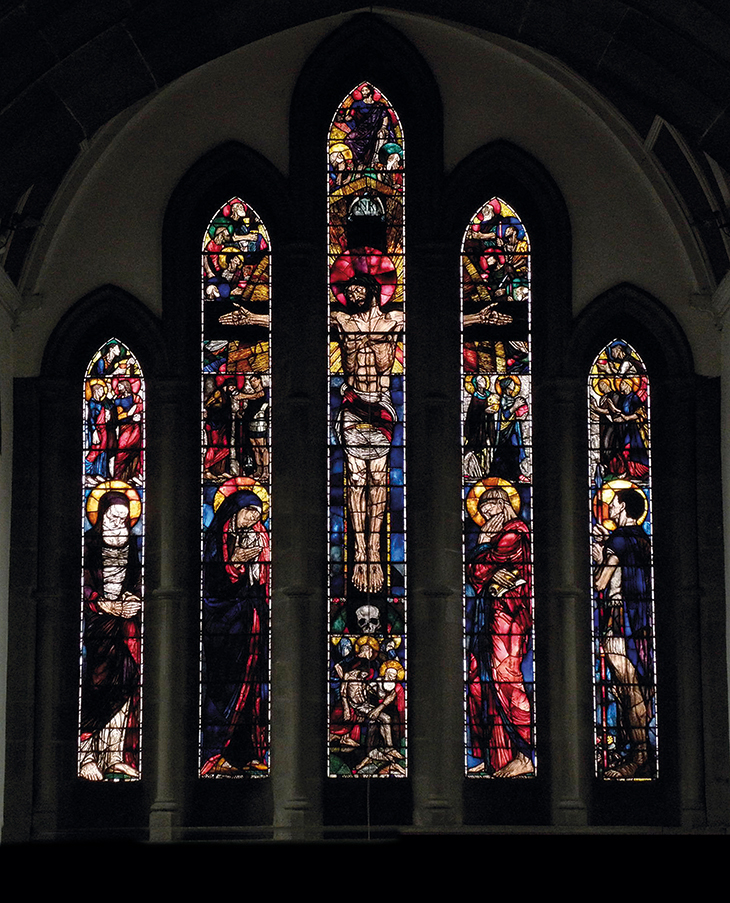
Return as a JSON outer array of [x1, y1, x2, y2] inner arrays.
[[11, 11, 718, 376]]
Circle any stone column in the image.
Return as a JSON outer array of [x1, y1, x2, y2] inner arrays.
[[541, 376, 588, 826], [409, 242, 463, 829], [32, 378, 75, 839], [147, 378, 194, 841], [661, 373, 705, 828], [271, 240, 323, 839]]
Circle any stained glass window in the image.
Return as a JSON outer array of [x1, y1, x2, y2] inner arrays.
[[589, 339, 657, 779], [199, 198, 271, 777], [327, 83, 407, 777], [462, 199, 536, 777], [79, 339, 144, 781]]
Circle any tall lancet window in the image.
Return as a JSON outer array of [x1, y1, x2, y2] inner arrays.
[[327, 83, 407, 777], [199, 198, 271, 777], [80, 339, 145, 781], [461, 199, 536, 778], [589, 339, 657, 779]]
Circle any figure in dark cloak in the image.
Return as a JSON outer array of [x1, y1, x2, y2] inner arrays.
[[79, 490, 142, 780], [201, 489, 270, 775], [203, 380, 232, 479], [593, 377, 649, 481], [464, 375, 497, 479], [490, 376, 529, 482], [341, 84, 394, 171]]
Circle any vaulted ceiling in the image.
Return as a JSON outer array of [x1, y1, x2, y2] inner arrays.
[[2, 1, 730, 283]]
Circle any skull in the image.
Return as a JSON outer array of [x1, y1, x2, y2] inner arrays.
[[355, 604, 380, 635]]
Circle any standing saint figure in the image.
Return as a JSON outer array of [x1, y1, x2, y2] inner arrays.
[[201, 487, 270, 776], [85, 379, 115, 480], [466, 482, 534, 777], [339, 83, 394, 172], [80, 489, 142, 780], [330, 273, 403, 594], [113, 379, 143, 483], [592, 485, 654, 778]]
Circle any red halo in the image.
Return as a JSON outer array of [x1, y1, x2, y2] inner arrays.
[[330, 248, 397, 307]]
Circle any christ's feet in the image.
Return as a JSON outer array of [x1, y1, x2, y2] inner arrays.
[[352, 561, 384, 593]]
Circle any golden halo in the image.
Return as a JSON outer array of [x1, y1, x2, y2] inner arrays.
[[464, 374, 491, 396], [379, 660, 405, 681], [85, 378, 107, 400], [591, 375, 615, 397], [617, 375, 642, 394], [355, 635, 380, 654], [593, 479, 648, 529], [213, 476, 270, 518], [466, 477, 521, 526], [218, 248, 245, 270], [86, 480, 141, 526], [495, 374, 521, 397], [329, 142, 353, 160], [464, 374, 477, 395]]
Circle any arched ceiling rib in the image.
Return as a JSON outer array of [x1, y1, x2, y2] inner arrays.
[[2, 1, 729, 281]]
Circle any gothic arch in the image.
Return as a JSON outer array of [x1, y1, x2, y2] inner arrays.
[[572, 284, 706, 824], [163, 141, 287, 373], [41, 284, 165, 380], [5, 13, 727, 840], [9, 286, 164, 837]]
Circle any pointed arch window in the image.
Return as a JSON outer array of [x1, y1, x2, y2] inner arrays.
[[79, 339, 145, 781], [589, 339, 657, 780], [199, 198, 271, 777], [327, 83, 407, 777], [461, 198, 536, 777]]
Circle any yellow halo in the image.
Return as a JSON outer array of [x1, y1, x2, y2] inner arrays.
[[86, 480, 141, 526], [466, 477, 521, 526], [617, 375, 642, 394], [218, 247, 245, 270], [464, 374, 477, 395], [593, 479, 648, 529], [85, 378, 107, 401], [495, 374, 521, 397], [591, 375, 615, 397], [212, 476, 270, 519], [379, 660, 405, 681], [329, 142, 353, 161], [355, 635, 380, 655]]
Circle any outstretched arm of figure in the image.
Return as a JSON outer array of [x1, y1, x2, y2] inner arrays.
[[463, 302, 513, 327], [219, 301, 270, 327]]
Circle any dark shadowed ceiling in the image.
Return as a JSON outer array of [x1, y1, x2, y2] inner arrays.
[[2, 0, 730, 283]]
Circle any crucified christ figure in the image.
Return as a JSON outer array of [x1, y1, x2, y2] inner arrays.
[[331, 274, 403, 594]]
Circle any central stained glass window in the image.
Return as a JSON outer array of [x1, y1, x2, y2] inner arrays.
[[327, 83, 407, 777]]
